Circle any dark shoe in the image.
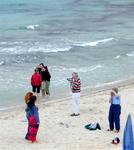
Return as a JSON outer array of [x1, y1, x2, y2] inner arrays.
[[96, 123, 101, 130], [46, 92, 50, 96], [107, 129, 113, 131], [25, 136, 29, 140], [74, 113, 80, 116], [70, 113, 75, 116]]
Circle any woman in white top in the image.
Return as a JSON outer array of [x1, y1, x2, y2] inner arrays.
[[108, 88, 121, 132]]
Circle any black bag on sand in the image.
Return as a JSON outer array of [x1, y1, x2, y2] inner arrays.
[[85, 122, 101, 130]]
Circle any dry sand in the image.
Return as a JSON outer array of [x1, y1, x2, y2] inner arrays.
[[0, 83, 134, 150]]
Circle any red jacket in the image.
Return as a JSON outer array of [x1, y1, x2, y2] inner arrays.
[[31, 73, 42, 86]]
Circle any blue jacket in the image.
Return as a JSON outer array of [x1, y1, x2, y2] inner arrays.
[[25, 105, 40, 124]]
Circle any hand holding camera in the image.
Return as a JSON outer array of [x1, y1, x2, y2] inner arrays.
[[67, 78, 72, 82]]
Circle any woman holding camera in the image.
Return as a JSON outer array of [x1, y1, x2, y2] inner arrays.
[[68, 72, 81, 117]]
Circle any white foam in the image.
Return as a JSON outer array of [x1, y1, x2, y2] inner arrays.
[[114, 55, 121, 59], [0, 42, 7, 45], [95, 80, 122, 88], [0, 61, 5, 66], [89, 64, 103, 71], [93, 77, 134, 91], [0, 47, 20, 54], [28, 46, 72, 53], [126, 52, 134, 57], [0, 41, 24, 45], [26, 24, 39, 30], [74, 38, 114, 47], [0, 45, 72, 54], [56, 65, 104, 73], [0, 38, 114, 54]]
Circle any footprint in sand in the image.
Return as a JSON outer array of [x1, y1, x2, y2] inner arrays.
[[59, 122, 69, 128], [59, 122, 64, 126], [3, 117, 9, 120]]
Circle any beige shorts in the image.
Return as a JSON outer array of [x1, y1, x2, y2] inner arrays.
[[41, 81, 46, 90]]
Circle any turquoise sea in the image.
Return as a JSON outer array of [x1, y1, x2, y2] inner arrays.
[[0, 0, 134, 109]]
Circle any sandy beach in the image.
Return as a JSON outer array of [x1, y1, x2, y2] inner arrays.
[[0, 83, 134, 150]]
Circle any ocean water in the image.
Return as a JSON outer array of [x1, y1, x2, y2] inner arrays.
[[0, 0, 134, 109]]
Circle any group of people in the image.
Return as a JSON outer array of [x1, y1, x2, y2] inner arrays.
[[31, 63, 51, 99], [24, 71, 121, 143]]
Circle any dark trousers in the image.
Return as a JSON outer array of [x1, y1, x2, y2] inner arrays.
[[108, 104, 121, 131], [32, 85, 41, 93]]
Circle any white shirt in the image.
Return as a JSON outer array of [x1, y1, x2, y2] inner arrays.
[[112, 96, 121, 105]]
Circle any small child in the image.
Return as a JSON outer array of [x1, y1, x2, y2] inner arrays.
[[25, 94, 40, 142], [108, 88, 121, 132]]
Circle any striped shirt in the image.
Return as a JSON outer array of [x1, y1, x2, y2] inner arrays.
[[71, 78, 81, 93]]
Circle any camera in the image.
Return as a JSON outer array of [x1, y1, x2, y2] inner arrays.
[[67, 78, 72, 82]]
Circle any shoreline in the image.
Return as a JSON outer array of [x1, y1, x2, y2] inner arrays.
[[1, 76, 134, 112], [0, 76, 134, 149]]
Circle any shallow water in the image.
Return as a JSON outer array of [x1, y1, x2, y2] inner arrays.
[[0, 0, 134, 108]]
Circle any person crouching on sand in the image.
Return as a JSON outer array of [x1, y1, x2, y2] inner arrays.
[[25, 95, 40, 143], [67, 72, 81, 116], [31, 69, 42, 101], [108, 88, 121, 133]]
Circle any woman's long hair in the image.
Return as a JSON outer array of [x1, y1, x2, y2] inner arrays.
[[24, 92, 33, 104]]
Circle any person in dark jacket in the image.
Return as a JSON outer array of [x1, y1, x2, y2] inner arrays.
[[25, 95, 40, 143], [36, 63, 44, 74], [43, 66, 51, 96]]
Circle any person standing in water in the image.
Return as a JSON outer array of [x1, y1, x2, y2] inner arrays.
[[36, 63, 44, 74], [40, 67, 46, 97], [67, 72, 81, 116], [43, 66, 51, 96], [31, 69, 42, 100]]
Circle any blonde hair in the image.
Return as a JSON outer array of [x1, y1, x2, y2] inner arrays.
[[24, 92, 33, 104], [72, 72, 78, 78]]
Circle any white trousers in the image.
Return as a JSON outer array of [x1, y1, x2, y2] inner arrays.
[[72, 92, 80, 114]]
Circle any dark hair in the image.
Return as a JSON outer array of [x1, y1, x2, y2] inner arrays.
[[28, 95, 37, 108], [44, 66, 48, 71], [24, 92, 33, 104], [35, 68, 39, 73], [40, 63, 44, 67], [30, 95, 37, 103]]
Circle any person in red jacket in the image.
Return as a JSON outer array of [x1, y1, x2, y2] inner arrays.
[[31, 69, 42, 96]]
